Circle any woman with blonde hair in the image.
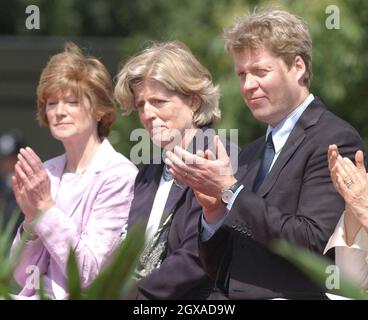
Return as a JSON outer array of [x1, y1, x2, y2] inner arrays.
[[115, 41, 223, 299], [11, 43, 137, 299]]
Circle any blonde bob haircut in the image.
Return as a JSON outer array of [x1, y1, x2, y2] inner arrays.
[[37, 42, 116, 137], [114, 41, 221, 127], [224, 7, 313, 88]]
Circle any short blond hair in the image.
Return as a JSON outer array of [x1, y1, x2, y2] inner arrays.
[[37, 42, 116, 137], [224, 8, 313, 87], [114, 41, 221, 127]]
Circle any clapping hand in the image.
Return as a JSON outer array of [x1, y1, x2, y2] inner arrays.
[[328, 144, 368, 229], [12, 147, 53, 225], [165, 136, 237, 223]]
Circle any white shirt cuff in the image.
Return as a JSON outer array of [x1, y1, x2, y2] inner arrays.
[[200, 185, 244, 241], [226, 184, 244, 211], [324, 213, 368, 254], [201, 213, 227, 241]]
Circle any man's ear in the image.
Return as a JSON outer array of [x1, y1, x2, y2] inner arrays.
[[191, 94, 201, 112], [293, 55, 306, 84]]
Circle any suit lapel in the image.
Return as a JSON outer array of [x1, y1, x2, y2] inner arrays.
[[256, 98, 326, 196], [46, 154, 88, 218], [257, 127, 305, 196], [46, 154, 66, 202], [61, 169, 97, 217], [235, 138, 265, 190], [47, 154, 97, 219], [128, 163, 163, 228], [160, 180, 187, 224], [47, 139, 118, 218]]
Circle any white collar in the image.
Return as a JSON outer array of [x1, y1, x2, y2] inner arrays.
[[266, 94, 314, 154]]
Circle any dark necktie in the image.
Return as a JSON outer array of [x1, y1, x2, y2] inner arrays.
[[253, 132, 275, 192]]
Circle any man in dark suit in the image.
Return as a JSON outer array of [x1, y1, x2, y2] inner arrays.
[[165, 8, 365, 299]]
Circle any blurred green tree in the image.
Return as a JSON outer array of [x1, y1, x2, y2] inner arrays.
[[1, 0, 367, 153]]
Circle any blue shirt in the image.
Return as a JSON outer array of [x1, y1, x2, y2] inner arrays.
[[201, 94, 315, 240]]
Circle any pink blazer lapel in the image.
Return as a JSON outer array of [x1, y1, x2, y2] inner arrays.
[[45, 154, 66, 202], [62, 169, 97, 217], [45, 154, 96, 218], [44, 149, 98, 218], [44, 138, 118, 218]]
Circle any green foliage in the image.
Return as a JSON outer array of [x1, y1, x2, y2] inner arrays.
[[110, 0, 368, 150], [0, 210, 24, 299], [67, 248, 83, 300], [83, 225, 144, 300], [0, 210, 144, 300], [272, 239, 368, 300], [2, 1, 368, 298], [64, 226, 145, 300], [2, 0, 368, 151]]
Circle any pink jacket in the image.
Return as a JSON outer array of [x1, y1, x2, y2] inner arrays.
[[11, 139, 138, 299]]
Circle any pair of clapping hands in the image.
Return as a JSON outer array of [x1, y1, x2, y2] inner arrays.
[[12, 147, 53, 227], [165, 135, 237, 224], [328, 145, 368, 239]]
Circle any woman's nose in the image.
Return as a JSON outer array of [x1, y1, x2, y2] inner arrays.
[[142, 102, 156, 120], [55, 101, 66, 115]]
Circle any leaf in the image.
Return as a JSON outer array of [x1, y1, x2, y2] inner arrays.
[[272, 239, 368, 300], [0, 281, 12, 300], [38, 275, 50, 300], [0, 208, 25, 299], [67, 249, 82, 300], [83, 225, 145, 300]]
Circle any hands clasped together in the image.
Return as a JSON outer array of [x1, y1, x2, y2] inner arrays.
[[12, 147, 54, 226], [165, 135, 237, 224]]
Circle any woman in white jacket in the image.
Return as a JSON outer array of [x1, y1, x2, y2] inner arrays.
[[325, 144, 368, 288]]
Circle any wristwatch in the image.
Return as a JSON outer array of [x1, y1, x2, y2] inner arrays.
[[221, 181, 241, 204]]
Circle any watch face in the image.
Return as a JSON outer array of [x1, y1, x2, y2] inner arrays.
[[222, 190, 233, 204]]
